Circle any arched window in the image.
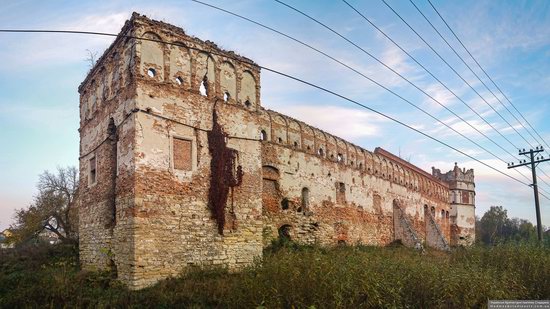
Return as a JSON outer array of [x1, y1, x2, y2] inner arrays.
[[199, 76, 208, 96], [318, 148, 324, 156], [301, 187, 310, 212], [260, 130, 267, 141]]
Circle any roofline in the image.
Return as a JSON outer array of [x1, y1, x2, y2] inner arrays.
[[374, 147, 449, 187], [79, 12, 259, 93]]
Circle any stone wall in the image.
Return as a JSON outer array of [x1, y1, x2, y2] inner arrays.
[[78, 13, 473, 289], [78, 15, 138, 282]]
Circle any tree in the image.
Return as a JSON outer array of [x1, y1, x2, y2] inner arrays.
[[9, 166, 79, 245], [478, 206, 508, 245], [476, 206, 541, 245]]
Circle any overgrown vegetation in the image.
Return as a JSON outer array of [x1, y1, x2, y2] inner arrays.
[[1, 242, 548, 308]]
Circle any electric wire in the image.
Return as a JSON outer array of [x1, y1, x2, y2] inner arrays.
[[340, 0, 550, 192], [416, 0, 538, 147], [425, 0, 550, 151], [380, 0, 525, 151], [407, 0, 536, 149], [272, 0, 550, 192], [189, 0, 540, 188], [409, 0, 550, 187], [422, 0, 550, 185], [1, 25, 549, 200], [380, 0, 550, 190]]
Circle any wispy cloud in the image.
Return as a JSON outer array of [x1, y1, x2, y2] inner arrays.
[[269, 104, 388, 141]]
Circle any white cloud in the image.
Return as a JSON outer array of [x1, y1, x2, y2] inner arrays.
[[0, 12, 129, 69], [270, 104, 387, 141]]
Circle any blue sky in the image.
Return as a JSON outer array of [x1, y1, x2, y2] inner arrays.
[[1, 0, 550, 230]]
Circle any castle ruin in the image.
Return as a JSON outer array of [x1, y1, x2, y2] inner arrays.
[[78, 13, 476, 289]]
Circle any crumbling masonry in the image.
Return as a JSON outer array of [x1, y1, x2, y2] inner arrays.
[[78, 13, 476, 289]]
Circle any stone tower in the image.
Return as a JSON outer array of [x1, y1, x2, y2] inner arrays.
[[432, 163, 476, 246], [78, 13, 263, 289]]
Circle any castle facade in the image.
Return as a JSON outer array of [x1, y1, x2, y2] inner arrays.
[[78, 13, 475, 288]]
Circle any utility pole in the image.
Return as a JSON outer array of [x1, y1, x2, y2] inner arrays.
[[508, 146, 548, 242]]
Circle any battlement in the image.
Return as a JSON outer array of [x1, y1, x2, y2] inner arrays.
[[432, 162, 475, 184], [78, 12, 261, 129]]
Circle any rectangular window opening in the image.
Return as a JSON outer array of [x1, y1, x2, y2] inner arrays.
[[89, 156, 97, 185]]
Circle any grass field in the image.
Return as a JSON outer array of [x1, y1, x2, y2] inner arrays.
[[1, 242, 549, 308]]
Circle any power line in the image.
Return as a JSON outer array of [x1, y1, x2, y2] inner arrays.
[[425, 0, 548, 151], [406, 0, 536, 149], [190, 0, 537, 187], [2, 26, 549, 199], [422, 0, 550, 187], [410, 0, 550, 188], [277, 0, 514, 159], [271, 0, 550, 192], [338, 0, 532, 175], [380, 0, 528, 151], [379, 0, 550, 190]]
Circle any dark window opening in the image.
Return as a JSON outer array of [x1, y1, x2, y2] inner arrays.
[[281, 198, 289, 210], [223, 91, 230, 102], [260, 130, 267, 141], [318, 148, 324, 156], [307, 145, 311, 151], [199, 76, 208, 96], [89, 156, 97, 185], [278, 224, 292, 241], [278, 137, 283, 143], [293, 141, 298, 148], [337, 153, 343, 162], [244, 100, 252, 107], [175, 76, 183, 85], [147, 68, 156, 78]]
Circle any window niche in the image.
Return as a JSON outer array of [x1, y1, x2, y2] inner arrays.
[[89, 155, 97, 186], [173, 137, 192, 171], [336, 182, 346, 204], [300, 187, 310, 212]]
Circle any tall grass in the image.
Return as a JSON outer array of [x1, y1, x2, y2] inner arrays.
[[1, 242, 548, 308]]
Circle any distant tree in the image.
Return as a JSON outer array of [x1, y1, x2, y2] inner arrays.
[[478, 206, 508, 245], [476, 206, 541, 245], [9, 167, 79, 245]]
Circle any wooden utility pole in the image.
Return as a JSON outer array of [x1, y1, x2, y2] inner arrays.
[[508, 146, 548, 242]]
